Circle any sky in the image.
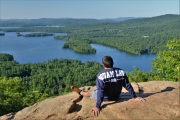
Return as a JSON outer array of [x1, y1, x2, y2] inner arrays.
[[0, 0, 179, 19]]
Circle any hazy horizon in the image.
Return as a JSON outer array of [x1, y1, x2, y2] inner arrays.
[[0, 14, 179, 21], [0, 0, 179, 20]]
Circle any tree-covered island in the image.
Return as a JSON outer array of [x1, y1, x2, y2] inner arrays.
[[15, 32, 54, 37], [0, 33, 5, 36], [55, 36, 96, 54], [23, 32, 54, 37]]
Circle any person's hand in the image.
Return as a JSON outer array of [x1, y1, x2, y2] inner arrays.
[[92, 107, 100, 117], [134, 97, 146, 102]]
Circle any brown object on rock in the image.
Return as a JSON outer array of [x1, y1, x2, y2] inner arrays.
[[71, 86, 82, 95]]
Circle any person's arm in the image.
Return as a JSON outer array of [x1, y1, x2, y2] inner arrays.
[[123, 73, 146, 102], [96, 79, 104, 108], [123, 73, 137, 98], [92, 77, 104, 117]]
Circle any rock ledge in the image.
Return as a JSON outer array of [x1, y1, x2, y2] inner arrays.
[[0, 81, 179, 120]]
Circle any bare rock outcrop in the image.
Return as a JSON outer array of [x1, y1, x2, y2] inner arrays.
[[0, 81, 179, 120]]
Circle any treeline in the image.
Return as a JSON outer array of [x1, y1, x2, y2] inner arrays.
[[0, 53, 13, 61], [0, 54, 103, 95], [2, 14, 180, 54]]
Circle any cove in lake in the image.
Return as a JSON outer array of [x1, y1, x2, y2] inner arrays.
[[0, 32, 156, 72]]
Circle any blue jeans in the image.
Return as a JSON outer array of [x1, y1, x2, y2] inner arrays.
[[90, 89, 97, 99]]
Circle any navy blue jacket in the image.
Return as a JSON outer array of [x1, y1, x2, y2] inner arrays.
[[96, 67, 137, 108]]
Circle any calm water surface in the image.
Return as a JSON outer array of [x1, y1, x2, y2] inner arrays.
[[0, 32, 156, 72]]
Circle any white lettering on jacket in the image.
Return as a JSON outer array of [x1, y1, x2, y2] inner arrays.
[[98, 70, 125, 81]]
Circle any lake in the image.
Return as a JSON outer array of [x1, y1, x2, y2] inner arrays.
[[0, 32, 156, 72]]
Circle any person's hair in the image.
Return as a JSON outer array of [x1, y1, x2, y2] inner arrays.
[[102, 56, 114, 68]]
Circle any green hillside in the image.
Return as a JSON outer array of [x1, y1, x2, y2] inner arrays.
[[1, 14, 180, 54], [54, 14, 180, 54]]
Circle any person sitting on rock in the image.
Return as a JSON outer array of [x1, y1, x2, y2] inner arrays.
[[71, 55, 146, 117]]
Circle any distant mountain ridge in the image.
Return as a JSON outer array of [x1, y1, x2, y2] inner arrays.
[[1, 14, 177, 27], [119, 14, 179, 26], [0, 17, 136, 27], [1, 14, 178, 27], [100, 17, 136, 22]]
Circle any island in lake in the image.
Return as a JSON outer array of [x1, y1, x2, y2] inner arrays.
[[16, 32, 54, 37], [0, 33, 5, 36]]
